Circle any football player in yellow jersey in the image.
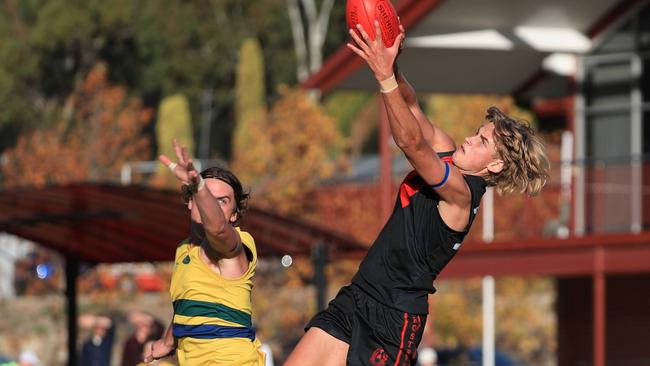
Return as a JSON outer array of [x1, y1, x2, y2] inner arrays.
[[144, 139, 265, 365]]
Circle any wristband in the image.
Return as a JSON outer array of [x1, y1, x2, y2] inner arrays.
[[379, 74, 398, 93], [185, 176, 205, 195]]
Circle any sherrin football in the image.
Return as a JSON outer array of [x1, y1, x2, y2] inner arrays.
[[346, 0, 400, 47]]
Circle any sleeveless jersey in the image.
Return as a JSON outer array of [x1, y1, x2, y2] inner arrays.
[[169, 227, 264, 365], [352, 157, 487, 314]]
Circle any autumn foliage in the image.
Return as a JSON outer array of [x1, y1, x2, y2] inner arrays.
[[236, 86, 344, 216], [2, 64, 152, 187]]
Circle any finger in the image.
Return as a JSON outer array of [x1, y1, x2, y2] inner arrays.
[[181, 144, 191, 164], [374, 20, 384, 46], [391, 33, 406, 53], [172, 139, 184, 163], [349, 29, 370, 53], [356, 24, 372, 44], [158, 155, 173, 167], [346, 43, 368, 60], [187, 159, 196, 173]]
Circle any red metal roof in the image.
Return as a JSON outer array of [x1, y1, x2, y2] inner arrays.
[[0, 183, 366, 263]]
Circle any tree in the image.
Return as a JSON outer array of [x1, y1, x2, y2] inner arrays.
[[232, 38, 271, 185], [1, 63, 152, 187], [287, 0, 336, 81], [253, 86, 344, 216], [0, 1, 319, 159], [152, 94, 195, 188]]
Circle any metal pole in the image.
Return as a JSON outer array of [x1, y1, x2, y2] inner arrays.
[[66, 258, 78, 366], [312, 242, 328, 312], [199, 89, 214, 159], [482, 276, 495, 366], [482, 187, 495, 366], [593, 247, 606, 366]]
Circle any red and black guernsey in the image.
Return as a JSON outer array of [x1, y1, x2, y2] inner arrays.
[[351, 152, 487, 314]]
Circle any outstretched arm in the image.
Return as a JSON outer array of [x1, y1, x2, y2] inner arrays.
[[159, 142, 244, 260], [188, 168, 244, 259], [347, 21, 468, 206]]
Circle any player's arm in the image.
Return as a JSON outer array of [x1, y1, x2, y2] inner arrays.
[[394, 65, 456, 152], [189, 171, 244, 260], [347, 22, 469, 207], [159, 140, 244, 260]]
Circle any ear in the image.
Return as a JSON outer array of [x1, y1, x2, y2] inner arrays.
[[229, 210, 238, 224], [487, 159, 504, 174]]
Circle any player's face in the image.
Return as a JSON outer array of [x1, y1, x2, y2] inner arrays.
[[452, 123, 503, 175], [189, 178, 238, 224], [205, 179, 238, 224]]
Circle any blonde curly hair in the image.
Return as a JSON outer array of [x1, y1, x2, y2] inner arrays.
[[484, 106, 550, 195]]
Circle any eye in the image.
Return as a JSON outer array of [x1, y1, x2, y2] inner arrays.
[[217, 198, 228, 205]]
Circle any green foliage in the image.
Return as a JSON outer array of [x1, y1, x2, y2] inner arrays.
[[232, 38, 270, 184], [1, 1, 346, 157]]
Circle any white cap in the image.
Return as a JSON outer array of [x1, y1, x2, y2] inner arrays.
[[19, 351, 40, 365], [418, 347, 438, 364]]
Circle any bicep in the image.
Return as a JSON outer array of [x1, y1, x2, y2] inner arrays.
[[406, 147, 470, 205]]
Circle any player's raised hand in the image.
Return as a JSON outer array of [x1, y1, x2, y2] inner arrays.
[[159, 138, 195, 184], [346, 20, 405, 81]]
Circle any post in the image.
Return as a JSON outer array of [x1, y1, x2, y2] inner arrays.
[[593, 246, 606, 366], [312, 242, 328, 312], [482, 187, 495, 366], [66, 258, 79, 366]]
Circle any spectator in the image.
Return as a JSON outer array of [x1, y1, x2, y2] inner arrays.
[[121, 311, 164, 366], [79, 314, 115, 366]]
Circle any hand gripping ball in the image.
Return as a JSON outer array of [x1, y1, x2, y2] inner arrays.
[[346, 0, 400, 47]]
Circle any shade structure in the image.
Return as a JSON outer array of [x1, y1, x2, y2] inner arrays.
[[303, 0, 641, 97], [0, 183, 366, 263]]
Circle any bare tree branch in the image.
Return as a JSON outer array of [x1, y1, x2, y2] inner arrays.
[[287, 0, 310, 81]]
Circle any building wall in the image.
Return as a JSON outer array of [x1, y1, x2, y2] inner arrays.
[[557, 274, 650, 366]]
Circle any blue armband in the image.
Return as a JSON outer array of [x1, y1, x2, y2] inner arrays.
[[431, 162, 450, 189]]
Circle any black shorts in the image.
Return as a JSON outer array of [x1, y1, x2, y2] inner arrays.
[[305, 284, 426, 366]]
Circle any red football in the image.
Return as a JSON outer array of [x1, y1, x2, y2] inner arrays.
[[346, 0, 400, 47]]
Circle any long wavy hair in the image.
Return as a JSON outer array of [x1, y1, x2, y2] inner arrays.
[[484, 106, 550, 195]]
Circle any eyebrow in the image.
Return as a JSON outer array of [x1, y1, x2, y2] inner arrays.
[[476, 126, 490, 144]]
